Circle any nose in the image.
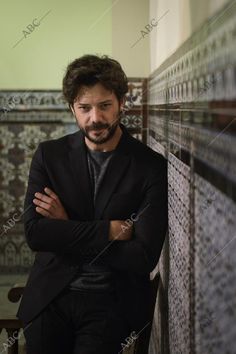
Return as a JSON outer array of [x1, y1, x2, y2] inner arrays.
[[91, 107, 102, 123]]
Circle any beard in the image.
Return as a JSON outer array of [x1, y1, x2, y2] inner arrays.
[[79, 114, 121, 145]]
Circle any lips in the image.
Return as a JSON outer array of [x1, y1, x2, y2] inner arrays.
[[90, 127, 106, 132]]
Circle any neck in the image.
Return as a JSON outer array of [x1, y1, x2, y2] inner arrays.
[[85, 125, 123, 152]]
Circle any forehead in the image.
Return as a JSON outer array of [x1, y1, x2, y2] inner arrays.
[[75, 83, 116, 103]]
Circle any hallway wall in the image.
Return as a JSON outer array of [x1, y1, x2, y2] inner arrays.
[[149, 0, 229, 71], [112, 0, 150, 77], [147, 0, 236, 353], [0, 0, 112, 89], [0, 0, 149, 90]]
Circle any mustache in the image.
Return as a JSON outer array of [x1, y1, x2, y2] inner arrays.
[[88, 124, 108, 130], [87, 117, 120, 131]]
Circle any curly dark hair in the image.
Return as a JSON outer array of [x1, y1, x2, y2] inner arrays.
[[62, 54, 128, 106]]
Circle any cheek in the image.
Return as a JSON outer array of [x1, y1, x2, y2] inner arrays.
[[74, 111, 87, 122], [110, 107, 120, 117]]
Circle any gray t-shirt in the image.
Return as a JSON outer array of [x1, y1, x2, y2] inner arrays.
[[69, 146, 114, 292]]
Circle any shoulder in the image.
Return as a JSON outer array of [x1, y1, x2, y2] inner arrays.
[[128, 134, 167, 168], [38, 130, 80, 153]]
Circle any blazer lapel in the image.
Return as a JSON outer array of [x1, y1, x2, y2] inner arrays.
[[94, 124, 131, 219], [68, 124, 132, 220], [68, 130, 94, 219]]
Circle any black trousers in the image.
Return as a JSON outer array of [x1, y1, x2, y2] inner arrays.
[[23, 287, 132, 354]]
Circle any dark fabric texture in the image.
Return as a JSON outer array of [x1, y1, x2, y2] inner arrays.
[[23, 288, 131, 354], [17, 122, 168, 342], [69, 147, 114, 291]]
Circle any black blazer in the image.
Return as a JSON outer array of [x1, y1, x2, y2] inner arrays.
[[17, 123, 168, 332]]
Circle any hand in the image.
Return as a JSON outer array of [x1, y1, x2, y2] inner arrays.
[[109, 220, 133, 241], [33, 187, 68, 220]]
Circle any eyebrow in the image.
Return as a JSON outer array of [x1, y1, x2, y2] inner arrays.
[[77, 100, 113, 105]]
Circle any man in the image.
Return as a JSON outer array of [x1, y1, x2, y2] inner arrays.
[[16, 54, 168, 353]]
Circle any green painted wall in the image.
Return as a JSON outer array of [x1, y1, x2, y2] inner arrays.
[[112, 0, 150, 78], [0, 0, 112, 89]]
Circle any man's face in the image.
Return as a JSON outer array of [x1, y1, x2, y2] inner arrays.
[[71, 83, 124, 145]]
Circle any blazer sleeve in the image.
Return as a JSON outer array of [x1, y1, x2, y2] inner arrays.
[[101, 157, 168, 275], [23, 143, 111, 254]]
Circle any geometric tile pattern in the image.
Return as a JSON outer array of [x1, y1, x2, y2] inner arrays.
[[167, 153, 191, 354], [194, 174, 236, 354], [148, 2, 236, 353]]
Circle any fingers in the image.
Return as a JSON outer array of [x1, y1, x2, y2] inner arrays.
[[33, 197, 55, 212], [34, 192, 54, 205], [33, 187, 58, 213], [43, 187, 59, 202], [33, 187, 68, 220], [34, 188, 59, 202], [35, 206, 52, 218], [34, 186, 60, 207], [109, 220, 133, 241]]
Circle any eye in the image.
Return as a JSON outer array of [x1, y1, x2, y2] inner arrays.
[[100, 103, 111, 110], [78, 106, 90, 112]]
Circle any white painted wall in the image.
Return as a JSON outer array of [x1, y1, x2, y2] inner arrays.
[[149, 0, 231, 73]]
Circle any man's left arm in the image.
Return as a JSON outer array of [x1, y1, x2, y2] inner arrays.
[[103, 158, 168, 275]]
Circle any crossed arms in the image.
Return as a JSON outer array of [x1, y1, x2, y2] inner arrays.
[[33, 186, 133, 242], [24, 143, 168, 274]]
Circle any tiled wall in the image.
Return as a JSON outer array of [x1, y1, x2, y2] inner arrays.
[[0, 79, 147, 273], [148, 1, 236, 353]]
